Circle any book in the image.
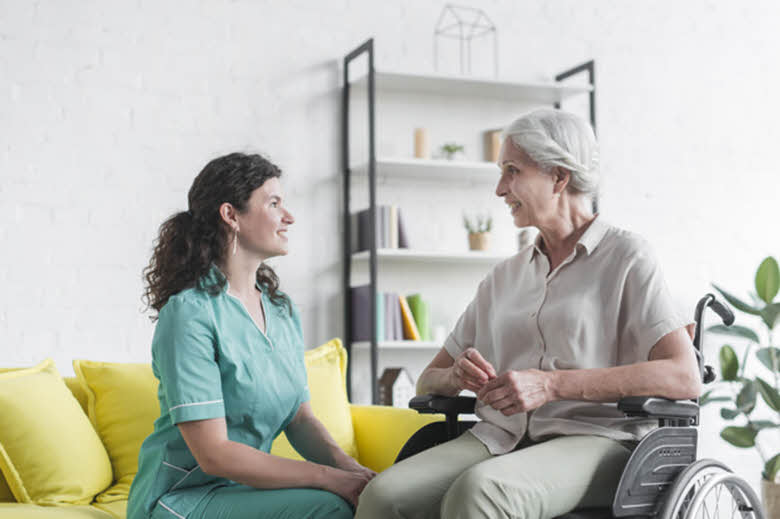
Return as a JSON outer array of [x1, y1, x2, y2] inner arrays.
[[406, 293, 430, 341], [397, 207, 409, 248], [350, 285, 384, 342], [389, 205, 398, 248], [384, 292, 396, 341], [398, 295, 421, 341]]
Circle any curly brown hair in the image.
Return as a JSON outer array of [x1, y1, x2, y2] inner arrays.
[[142, 152, 291, 319]]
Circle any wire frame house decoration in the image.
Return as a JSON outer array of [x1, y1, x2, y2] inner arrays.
[[434, 4, 498, 77]]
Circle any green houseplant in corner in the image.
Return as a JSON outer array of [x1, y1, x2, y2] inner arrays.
[[703, 256, 780, 515]]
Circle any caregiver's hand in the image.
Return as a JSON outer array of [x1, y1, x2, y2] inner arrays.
[[477, 369, 554, 415], [325, 467, 374, 507], [448, 347, 497, 392]]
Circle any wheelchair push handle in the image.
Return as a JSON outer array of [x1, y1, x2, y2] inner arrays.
[[709, 299, 735, 326]]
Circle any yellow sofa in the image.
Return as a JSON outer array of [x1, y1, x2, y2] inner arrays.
[[0, 339, 441, 518]]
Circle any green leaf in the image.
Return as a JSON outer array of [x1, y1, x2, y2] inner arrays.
[[707, 324, 760, 343], [750, 420, 779, 430], [719, 345, 739, 381], [757, 347, 780, 372], [755, 256, 780, 304], [720, 408, 740, 420], [760, 302, 780, 330], [699, 390, 731, 405], [764, 453, 780, 481], [756, 377, 780, 411], [736, 380, 757, 414], [721, 426, 757, 447], [712, 284, 762, 316]]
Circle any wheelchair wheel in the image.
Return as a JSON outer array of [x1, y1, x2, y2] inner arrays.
[[658, 459, 765, 519]]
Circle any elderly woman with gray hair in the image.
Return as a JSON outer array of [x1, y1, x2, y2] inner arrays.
[[355, 108, 701, 519]]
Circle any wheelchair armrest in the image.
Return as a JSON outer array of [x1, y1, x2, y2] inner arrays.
[[618, 396, 699, 420], [409, 394, 477, 416]]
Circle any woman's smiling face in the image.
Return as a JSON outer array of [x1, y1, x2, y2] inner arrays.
[[235, 177, 295, 259], [495, 138, 556, 228]]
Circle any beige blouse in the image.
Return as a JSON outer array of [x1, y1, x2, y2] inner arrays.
[[443, 216, 690, 454]]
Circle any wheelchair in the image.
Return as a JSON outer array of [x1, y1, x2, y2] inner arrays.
[[396, 294, 766, 519]]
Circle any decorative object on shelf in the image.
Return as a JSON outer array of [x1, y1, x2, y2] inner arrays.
[[483, 128, 502, 162], [434, 4, 498, 77], [439, 142, 465, 160], [463, 212, 492, 251], [414, 128, 430, 159], [378, 367, 415, 407], [701, 256, 780, 515]]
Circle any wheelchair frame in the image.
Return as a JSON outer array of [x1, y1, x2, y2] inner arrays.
[[399, 294, 765, 519]]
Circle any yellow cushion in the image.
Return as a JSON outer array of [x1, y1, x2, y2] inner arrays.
[[0, 477, 12, 503], [271, 339, 358, 460], [350, 405, 443, 472], [0, 359, 112, 505], [91, 499, 127, 519], [72, 361, 159, 504]]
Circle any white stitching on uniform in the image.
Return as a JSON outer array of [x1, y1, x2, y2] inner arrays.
[[170, 464, 200, 491], [168, 399, 223, 412], [158, 501, 185, 519], [162, 462, 189, 473]]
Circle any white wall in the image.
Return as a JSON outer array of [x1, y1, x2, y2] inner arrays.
[[2, 0, 778, 492]]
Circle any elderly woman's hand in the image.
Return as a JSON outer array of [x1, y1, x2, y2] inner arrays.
[[448, 348, 497, 393], [476, 369, 554, 415]]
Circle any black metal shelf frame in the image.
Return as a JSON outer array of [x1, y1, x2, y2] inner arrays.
[[342, 38, 596, 404]]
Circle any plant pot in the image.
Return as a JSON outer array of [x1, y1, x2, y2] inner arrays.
[[762, 478, 780, 517], [468, 232, 490, 251]]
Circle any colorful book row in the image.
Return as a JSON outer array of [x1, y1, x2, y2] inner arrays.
[[350, 285, 431, 342], [350, 205, 409, 253]]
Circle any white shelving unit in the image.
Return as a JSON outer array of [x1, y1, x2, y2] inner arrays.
[[351, 248, 510, 265], [351, 157, 499, 184], [343, 40, 594, 404], [351, 70, 592, 104], [352, 341, 441, 350]]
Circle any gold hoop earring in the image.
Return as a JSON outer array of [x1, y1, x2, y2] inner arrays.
[[232, 228, 238, 256]]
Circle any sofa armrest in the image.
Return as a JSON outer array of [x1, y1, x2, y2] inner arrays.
[[350, 404, 444, 472]]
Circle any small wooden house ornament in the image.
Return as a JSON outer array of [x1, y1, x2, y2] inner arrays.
[[378, 367, 416, 407]]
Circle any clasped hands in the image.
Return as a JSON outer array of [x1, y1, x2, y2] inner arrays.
[[449, 347, 554, 416]]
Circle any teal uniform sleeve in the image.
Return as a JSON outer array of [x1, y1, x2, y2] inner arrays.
[[154, 296, 226, 424]]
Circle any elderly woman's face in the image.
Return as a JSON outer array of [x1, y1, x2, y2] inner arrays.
[[495, 138, 556, 228]]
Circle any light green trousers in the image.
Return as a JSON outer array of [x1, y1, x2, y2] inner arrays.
[[355, 431, 632, 519]]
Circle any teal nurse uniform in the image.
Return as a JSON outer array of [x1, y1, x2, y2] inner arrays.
[[127, 266, 351, 519]]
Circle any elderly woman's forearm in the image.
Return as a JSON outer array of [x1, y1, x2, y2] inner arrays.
[[548, 359, 702, 403], [417, 367, 460, 396]]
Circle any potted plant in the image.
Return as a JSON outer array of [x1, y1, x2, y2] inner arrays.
[[440, 142, 465, 160], [702, 256, 780, 515], [463, 212, 492, 251]]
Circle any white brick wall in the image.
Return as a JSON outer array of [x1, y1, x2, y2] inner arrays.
[[2, 0, 778, 493]]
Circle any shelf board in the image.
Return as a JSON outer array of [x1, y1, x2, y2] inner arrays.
[[352, 248, 510, 265], [351, 70, 592, 104], [351, 157, 499, 183], [351, 341, 441, 350]]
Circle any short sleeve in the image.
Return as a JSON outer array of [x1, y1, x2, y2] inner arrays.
[[617, 241, 689, 364], [443, 276, 491, 360], [153, 296, 225, 424]]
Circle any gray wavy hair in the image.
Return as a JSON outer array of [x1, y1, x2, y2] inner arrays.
[[502, 108, 600, 197]]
